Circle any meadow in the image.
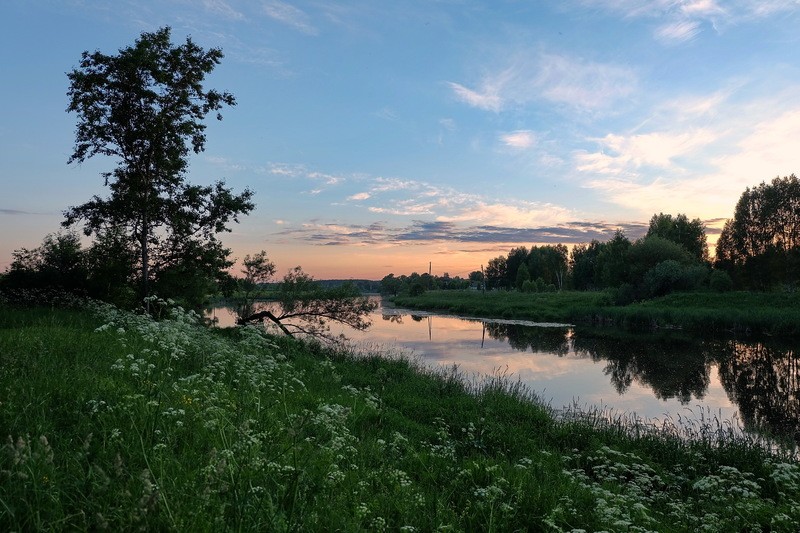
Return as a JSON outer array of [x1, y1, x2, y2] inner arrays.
[[1, 297, 799, 531], [391, 290, 800, 336]]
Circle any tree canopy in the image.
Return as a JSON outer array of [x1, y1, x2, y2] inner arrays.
[[716, 175, 800, 288], [63, 27, 253, 305], [645, 213, 709, 263]]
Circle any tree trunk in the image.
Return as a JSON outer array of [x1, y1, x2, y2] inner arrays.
[[237, 310, 294, 336], [140, 201, 150, 309]]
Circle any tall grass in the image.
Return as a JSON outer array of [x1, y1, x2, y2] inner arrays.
[[1, 300, 799, 531]]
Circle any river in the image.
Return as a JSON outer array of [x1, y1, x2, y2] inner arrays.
[[208, 297, 800, 444]]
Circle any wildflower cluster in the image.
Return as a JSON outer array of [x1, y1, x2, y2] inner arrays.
[[559, 445, 800, 532]]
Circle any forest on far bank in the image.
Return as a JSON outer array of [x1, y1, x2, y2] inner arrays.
[[381, 174, 800, 305]]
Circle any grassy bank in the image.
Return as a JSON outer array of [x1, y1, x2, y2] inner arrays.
[[2, 301, 799, 531], [391, 290, 800, 336]]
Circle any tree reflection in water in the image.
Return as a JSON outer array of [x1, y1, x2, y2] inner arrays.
[[381, 313, 403, 324], [484, 322, 800, 442], [715, 340, 800, 441]]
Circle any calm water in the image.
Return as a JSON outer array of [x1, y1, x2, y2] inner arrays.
[[208, 298, 800, 442]]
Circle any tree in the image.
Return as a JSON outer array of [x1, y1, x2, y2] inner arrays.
[[63, 27, 254, 304], [238, 266, 378, 342], [530, 244, 568, 290], [2, 231, 88, 292], [515, 262, 530, 290], [504, 247, 529, 289], [570, 241, 603, 290], [485, 256, 507, 290], [716, 175, 800, 288], [596, 230, 631, 287], [84, 226, 138, 307], [626, 236, 693, 286], [380, 274, 403, 296], [240, 251, 276, 294], [234, 251, 277, 321], [468, 270, 484, 286], [646, 213, 709, 262]]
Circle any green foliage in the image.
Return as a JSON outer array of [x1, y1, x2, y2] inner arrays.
[[485, 255, 507, 290], [232, 250, 277, 318], [716, 175, 800, 289], [521, 279, 535, 293], [642, 260, 707, 298], [379, 272, 470, 296], [2, 303, 799, 531], [63, 27, 253, 302], [515, 262, 530, 290], [709, 269, 734, 293], [627, 236, 694, 285], [570, 240, 604, 290], [2, 231, 88, 293], [646, 212, 710, 262], [596, 230, 632, 288], [483, 245, 569, 293], [408, 282, 426, 296]]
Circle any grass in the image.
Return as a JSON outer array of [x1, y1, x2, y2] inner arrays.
[[391, 290, 612, 323], [392, 289, 800, 336], [1, 299, 800, 531]]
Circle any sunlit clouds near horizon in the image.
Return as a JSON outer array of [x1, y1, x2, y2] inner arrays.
[[2, 0, 800, 278]]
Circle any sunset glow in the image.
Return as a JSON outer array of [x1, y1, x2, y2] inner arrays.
[[2, 1, 799, 279]]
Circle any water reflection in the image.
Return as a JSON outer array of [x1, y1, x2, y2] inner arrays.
[[715, 341, 800, 440], [208, 302, 800, 442], [482, 321, 799, 442]]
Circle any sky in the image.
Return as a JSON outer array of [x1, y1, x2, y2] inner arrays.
[[2, 0, 800, 280]]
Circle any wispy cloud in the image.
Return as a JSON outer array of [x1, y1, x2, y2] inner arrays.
[[263, 1, 318, 35], [448, 52, 637, 112], [448, 82, 503, 111], [579, 0, 797, 43], [1, 209, 34, 215], [576, 128, 716, 174], [654, 20, 702, 44], [201, 0, 244, 20], [536, 53, 638, 108], [348, 192, 371, 201], [268, 163, 344, 186], [500, 130, 536, 149]]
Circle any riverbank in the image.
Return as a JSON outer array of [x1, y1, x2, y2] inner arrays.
[[2, 302, 799, 530], [390, 290, 800, 336]]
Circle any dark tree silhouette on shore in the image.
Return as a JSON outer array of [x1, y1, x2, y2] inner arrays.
[[64, 27, 253, 306]]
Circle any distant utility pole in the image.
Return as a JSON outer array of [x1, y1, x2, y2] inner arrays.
[[429, 261, 432, 276]]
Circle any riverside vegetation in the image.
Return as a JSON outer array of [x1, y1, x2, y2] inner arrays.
[[391, 289, 800, 336], [2, 296, 800, 531]]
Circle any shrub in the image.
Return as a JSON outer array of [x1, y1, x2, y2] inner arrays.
[[709, 269, 734, 293], [642, 261, 708, 298], [615, 283, 637, 305]]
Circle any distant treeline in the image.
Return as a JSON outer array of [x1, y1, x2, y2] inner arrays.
[[382, 175, 800, 302]]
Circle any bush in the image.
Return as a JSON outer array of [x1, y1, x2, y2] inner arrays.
[[408, 282, 426, 296], [615, 283, 637, 305], [709, 269, 734, 293], [642, 261, 708, 299]]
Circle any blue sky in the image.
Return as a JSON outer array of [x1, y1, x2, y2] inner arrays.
[[2, 0, 800, 279]]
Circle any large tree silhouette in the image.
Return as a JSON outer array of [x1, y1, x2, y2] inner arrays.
[[64, 27, 253, 304]]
